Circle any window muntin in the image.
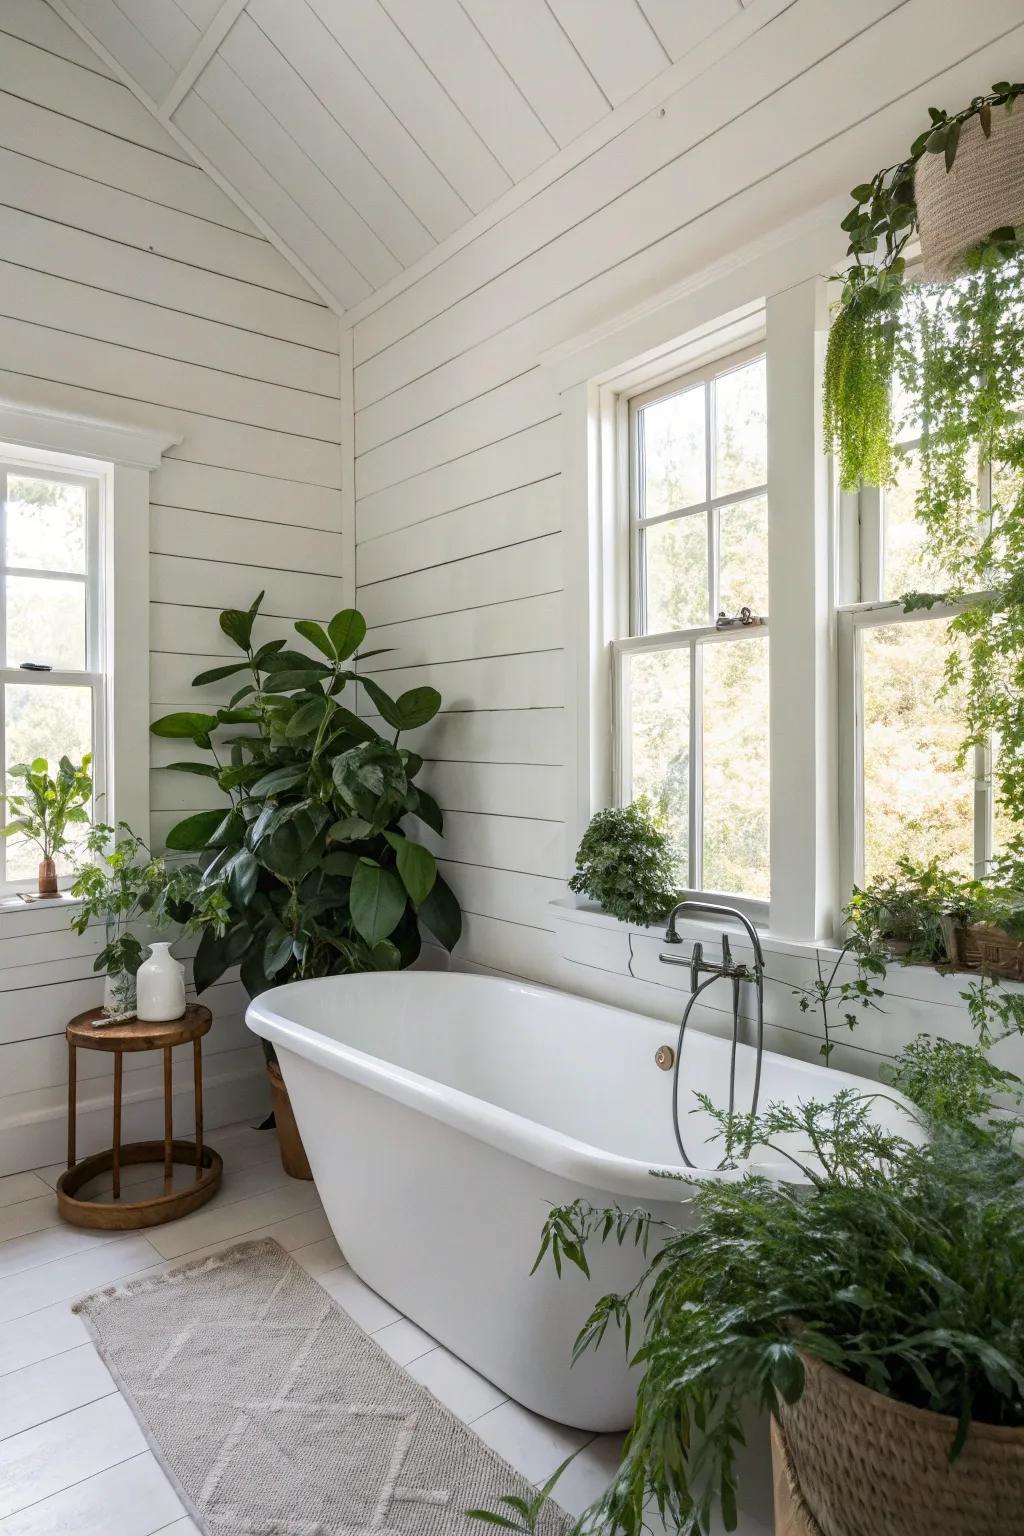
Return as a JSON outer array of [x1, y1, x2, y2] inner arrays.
[[615, 347, 770, 906], [0, 459, 102, 889]]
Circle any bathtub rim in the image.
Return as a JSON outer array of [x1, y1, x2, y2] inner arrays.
[[244, 971, 898, 1204]]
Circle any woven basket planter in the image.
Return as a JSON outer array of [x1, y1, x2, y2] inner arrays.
[[267, 1059, 313, 1180], [916, 106, 1024, 282], [951, 920, 1024, 981], [776, 1353, 1024, 1536]]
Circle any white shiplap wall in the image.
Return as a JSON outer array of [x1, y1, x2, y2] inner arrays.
[[350, 0, 1024, 1077], [0, 0, 343, 1174]]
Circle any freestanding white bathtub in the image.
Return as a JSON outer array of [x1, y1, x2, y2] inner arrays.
[[246, 971, 908, 1433]]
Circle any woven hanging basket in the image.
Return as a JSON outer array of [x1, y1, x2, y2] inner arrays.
[[915, 105, 1024, 282], [777, 1353, 1024, 1536]]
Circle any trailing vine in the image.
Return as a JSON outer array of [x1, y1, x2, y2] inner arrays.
[[823, 82, 1024, 849]]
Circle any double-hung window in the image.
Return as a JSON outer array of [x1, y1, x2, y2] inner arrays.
[[0, 455, 103, 888], [837, 302, 1015, 891], [612, 345, 770, 906]]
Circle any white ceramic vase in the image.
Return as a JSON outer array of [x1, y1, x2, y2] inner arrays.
[[135, 942, 186, 1023]]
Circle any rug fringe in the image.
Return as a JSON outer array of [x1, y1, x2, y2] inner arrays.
[[71, 1237, 284, 1314]]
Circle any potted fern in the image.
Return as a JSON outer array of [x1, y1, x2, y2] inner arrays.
[[569, 798, 679, 926], [481, 1039, 1024, 1536]]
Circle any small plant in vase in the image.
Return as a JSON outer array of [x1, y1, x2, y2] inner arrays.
[[70, 823, 228, 1019], [0, 755, 92, 896]]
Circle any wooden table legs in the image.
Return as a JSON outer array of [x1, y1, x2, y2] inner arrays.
[[163, 1046, 173, 1191], [194, 1037, 203, 1182], [112, 1054, 122, 1200], [59, 1005, 220, 1230], [67, 1042, 77, 1169]]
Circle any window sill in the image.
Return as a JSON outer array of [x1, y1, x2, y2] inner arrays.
[[549, 897, 1024, 1006], [0, 891, 83, 916]]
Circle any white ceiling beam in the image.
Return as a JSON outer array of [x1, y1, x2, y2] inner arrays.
[[160, 0, 250, 119], [44, 0, 345, 317]]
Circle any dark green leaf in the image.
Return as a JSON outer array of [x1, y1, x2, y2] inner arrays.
[[286, 697, 328, 739], [150, 712, 220, 740], [263, 925, 295, 977], [191, 661, 249, 687], [328, 815, 374, 841], [250, 764, 307, 797], [294, 619, 335, 659], [411, 788, 444, 836], [416, 872, 461, 951], [350, 859, 407, 945], [219, 594, 262, 651], [193, 927, 231, 994], [163, 761, 220, 778], [321, 850, 359, 876], [385, 831, 437, 906], [392, 686, 442, 731], [328, 609, 367, 661], [164, 809, 228, 851]]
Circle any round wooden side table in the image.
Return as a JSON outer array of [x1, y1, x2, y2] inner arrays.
[[57, 1004, 223, 1230]]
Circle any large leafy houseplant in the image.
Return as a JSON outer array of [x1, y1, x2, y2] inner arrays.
[[149, 594, 461, 1004]]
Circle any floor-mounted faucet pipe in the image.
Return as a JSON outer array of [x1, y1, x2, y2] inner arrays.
[[660, 901, 766, 1169]]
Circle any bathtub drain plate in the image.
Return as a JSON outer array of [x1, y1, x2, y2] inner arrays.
[[655, 1044, 675, 1071]]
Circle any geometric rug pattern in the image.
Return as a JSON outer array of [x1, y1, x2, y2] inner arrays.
[[74, 1238, 569, 1536]]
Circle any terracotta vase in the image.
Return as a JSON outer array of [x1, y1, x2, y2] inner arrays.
[[37, 857, 57, 897], [266, 1060, 313, 1180]]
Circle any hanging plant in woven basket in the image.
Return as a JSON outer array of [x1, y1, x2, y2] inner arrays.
[[823, 82, 1024, 852], [823, 82, 1024, 492]]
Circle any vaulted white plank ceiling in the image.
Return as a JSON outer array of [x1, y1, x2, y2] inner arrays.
[[47, 0, 746, 313]]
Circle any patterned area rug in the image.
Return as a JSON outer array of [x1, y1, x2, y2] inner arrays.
[[74, 1238, 569, 1536]]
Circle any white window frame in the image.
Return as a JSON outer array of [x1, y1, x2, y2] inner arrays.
[[613, 341, 770, 915], [548, 209, 844, 946], [0, 398, 181, 898], [837, 435, 999, 894], [0, 453, 105, 892]]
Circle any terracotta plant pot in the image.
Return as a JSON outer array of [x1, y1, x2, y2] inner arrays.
[[775, 1352, 1024, 1536], [37, 857, 57, 897], [916, 105, 1024, 282], [266, 1060, 313, 1181]]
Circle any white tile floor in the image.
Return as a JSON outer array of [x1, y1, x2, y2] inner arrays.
[[0, 1122, 624, 1533]]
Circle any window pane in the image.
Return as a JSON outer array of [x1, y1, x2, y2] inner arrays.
[[883, 448, 981, 599], [643, 514, 709, 633], [639, 384, 705, 519], [4, 683, 93, 881], [861, 619, 973, 881], [6, 476, 87, 573], [702, 636, 769, 898], [718, 495, 769, 618], [6, 576, 86, 670], [714, 357, 767, 497], [626, 647, 690, 877]]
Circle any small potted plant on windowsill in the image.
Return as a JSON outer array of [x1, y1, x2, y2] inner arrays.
[[845, 856, 966, 965], [569, 797, 681, 926], [0, 754, 92, 897]]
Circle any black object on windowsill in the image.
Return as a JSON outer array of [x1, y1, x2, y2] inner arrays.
[[19, 662, 52, 671]]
